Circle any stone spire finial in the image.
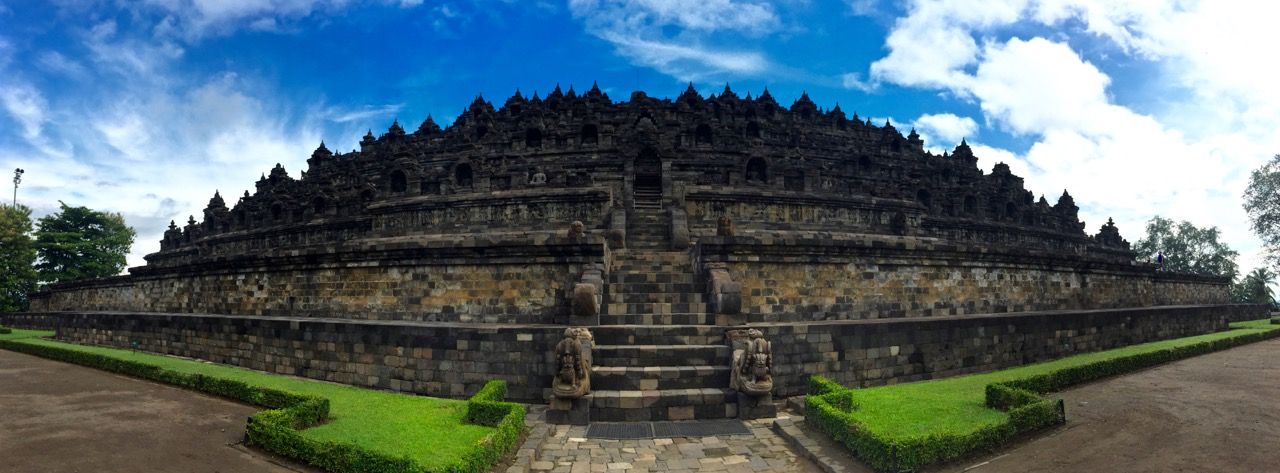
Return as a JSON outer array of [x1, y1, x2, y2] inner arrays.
[[418, 115, 441, 134]]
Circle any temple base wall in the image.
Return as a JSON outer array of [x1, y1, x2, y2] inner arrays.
[[3, 305, 1263, 403], [30, 237, 607, 325], [696, 236, 1230, 322]]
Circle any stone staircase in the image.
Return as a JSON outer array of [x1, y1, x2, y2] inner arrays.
[[628, 186, 667, 249], [586, 326, 736, 421], [602, 251, 709, 325], [565, 188, 738, 422]]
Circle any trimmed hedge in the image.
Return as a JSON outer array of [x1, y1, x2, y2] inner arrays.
[[806, 324, 1280, 472], [0, 327, 10, 334], [0, 338, 523, 473]]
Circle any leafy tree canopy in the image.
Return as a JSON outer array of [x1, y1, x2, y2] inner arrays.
[[1133, 216, 1238, 279], [0, 204, 38, 312], [1244, 154, 1280, 270], [1232, 267, 1276, 306], [34, 202, 136, 285]]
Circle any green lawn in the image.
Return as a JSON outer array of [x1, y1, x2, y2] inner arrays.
[[845, 319, 1280, 439], [0, 329, 494, 471]]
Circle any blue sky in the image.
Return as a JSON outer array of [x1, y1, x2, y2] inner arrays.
[[1, 0, 1277, 274]]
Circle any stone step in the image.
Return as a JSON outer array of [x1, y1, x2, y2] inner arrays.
[[614, 254, 690, 263], [626, 242, 672, 250], [609, 280, 700, 291], [592, 366, 731, 391], [607, 292, 704, 304], [614, 250, 688, 259], [606, 302, 708, 316], [591, 325, 725, 345], [592, 344, 729, 366], [609, 272, 696, 284], [587, 389, 738, 422], [598, 312, 712, 325]]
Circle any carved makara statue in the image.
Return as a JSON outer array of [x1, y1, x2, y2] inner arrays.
[[552, 328, 593, 399], [729, 329, 773, 396]]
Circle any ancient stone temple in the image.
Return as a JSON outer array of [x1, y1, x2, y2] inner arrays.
[[16, 83, 1255, 422]]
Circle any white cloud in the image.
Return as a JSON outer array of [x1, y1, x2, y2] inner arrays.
[[0, 29, 326, 270], [840, 72, 878, 92], [862, 0, 1280, 275], [912, 112, 977, 146], [35, 51, 87, 79], [569, 0, 780, 81], [117, 0, 430, 40], [0, 83, 49, 142]]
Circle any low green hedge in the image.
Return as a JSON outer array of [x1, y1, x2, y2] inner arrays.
[[457, 380, 526, 472], [0, 327, 11, 334], [807, 325, 1280, 472], [0, 337, 522, 473]]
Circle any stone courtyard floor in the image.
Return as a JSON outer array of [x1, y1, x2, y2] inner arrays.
[[505, 407, 821, 473], [6, 337, 1278, 473], [0, 349, 308, 473], [939, 337, 1280, 473]]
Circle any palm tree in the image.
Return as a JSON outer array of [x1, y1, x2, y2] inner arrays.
[[1244, 267, 1275, 305]]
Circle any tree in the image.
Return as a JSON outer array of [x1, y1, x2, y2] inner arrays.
[[1133, 216, 1238, 279], [1232, 267, 1276, 305], [34, 202, 136, 285], [1244, 154, 1280, 270], [0, 204, 38, 311]]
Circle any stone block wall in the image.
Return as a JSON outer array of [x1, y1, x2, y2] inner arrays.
[[696, 235, 1230, 323], [758, 304, 1265, 397], [31, 237, 607, 324], [5, 304, 1261, 403], [31, 312, 565, 401]]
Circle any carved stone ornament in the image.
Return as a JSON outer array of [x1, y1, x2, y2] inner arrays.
[[529, 171, 548, 186], [716, 216, 736, 237], [728, 329, 772, 397], [552, 328, 593, 399], [567, 220, 585, 240]]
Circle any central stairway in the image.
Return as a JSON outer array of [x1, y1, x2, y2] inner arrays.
[[577, 190, 738, 421]]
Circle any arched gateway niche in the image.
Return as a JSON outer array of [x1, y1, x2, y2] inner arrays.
[[745, 157, 768, 184], [634, 147, 662, 191]]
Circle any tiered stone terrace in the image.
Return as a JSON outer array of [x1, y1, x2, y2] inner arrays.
[[16, 84, 1251, 422]]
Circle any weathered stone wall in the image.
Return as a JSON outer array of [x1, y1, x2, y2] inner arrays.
[[25, 312, 565, 401], [695, 235, 1230, 323], [4, 304, 1261, 402], [760, 304, 1266, 397], [31, 236, 607, 324]]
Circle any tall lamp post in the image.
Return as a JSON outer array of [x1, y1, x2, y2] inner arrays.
[[12, 168, 23, 207]]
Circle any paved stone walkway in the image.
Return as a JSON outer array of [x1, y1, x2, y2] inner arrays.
[[507, 407, 820, 473]]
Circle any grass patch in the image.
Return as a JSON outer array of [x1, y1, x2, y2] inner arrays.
[[0, 329, 517, 472], [807, 319, 1280, 472]]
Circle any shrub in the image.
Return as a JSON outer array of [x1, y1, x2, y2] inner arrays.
[[0, 327, 11, 334], [456, 380, 527, 473]]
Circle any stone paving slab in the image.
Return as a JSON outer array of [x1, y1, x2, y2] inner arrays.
[[512, 406, 820, 473]]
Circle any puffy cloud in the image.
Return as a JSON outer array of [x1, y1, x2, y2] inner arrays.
[[861, 0, 1280, 274], [840, 72, 878, 92], [0, 28, 326, 269], [912, 112, 977, 147]]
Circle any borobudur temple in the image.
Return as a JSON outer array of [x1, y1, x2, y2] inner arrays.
[[11, 83, 1259, 423]]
